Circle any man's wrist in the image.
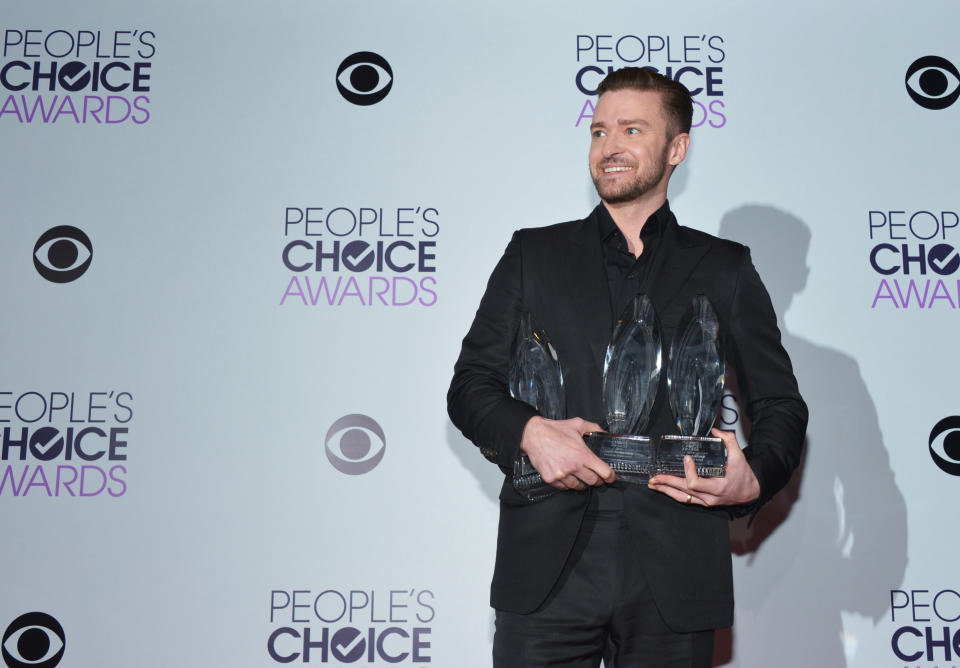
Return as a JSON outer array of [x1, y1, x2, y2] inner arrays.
[[519, 415, 545, 456]]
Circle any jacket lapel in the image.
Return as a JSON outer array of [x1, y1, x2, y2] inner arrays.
[[560, 209, 614, 374], [645, 213, 711, 318]]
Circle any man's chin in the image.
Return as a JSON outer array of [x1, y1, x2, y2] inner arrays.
[[595, 185, 643, 204]]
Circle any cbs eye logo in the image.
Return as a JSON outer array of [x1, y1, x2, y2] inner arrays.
[[325, 414, 386, 475], [2, 612, 65, 668], [905, 56, 960, 110], [33, 226, 93, 283], [929, 416, 960, 476], [336, 52, 393, 106]]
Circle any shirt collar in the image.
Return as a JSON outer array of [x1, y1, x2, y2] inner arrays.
[[597, 200, 672, 245]]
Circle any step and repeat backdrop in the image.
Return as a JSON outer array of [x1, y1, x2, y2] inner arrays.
[[2, 1, 958, 667]]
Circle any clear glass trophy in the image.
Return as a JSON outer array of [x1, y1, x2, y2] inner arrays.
[[582, 295, 662, 484], [508, 312, 565, 501], [657, 294, 727, 477]]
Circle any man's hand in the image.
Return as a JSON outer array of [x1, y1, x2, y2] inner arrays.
[[647, 428, 760, 507], [521, 416, 616, 490]]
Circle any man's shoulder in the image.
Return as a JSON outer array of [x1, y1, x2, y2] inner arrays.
[[674, 220, 748, 260], [506, 211, 750, 262], [510, 212, 598, 250], [517, 215, 593, 238]]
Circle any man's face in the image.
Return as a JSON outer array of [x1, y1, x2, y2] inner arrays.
[[588, 89, 686, 204]]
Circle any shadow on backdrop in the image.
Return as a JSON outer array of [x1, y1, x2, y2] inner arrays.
[[713, 205, 907, 667]]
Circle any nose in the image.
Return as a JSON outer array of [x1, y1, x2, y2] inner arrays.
[[601, 132, 624, 159]]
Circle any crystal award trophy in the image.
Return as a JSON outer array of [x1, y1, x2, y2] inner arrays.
[[582, 295, 662, 484], [657, 294, 727, 477], [508, 312, 565, 501]]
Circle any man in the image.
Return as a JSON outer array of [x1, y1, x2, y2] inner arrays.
[[447, 67, 807, 667]]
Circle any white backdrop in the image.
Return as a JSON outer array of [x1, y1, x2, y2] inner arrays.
[[2, 2, 959, 666]]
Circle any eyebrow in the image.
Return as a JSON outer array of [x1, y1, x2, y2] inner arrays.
[[590, 118, 652, 131]]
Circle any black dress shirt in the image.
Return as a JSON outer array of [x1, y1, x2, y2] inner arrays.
[[592, 201, 670, 511], [598, 200, 671, 322]]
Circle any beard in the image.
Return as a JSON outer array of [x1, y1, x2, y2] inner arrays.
[[591, 144, 671, 204]]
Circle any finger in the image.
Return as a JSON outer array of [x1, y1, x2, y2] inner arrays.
[[683, 454, 701, 486], [576, 453, 617, 486], [712, 428, 740, 454], [683, 454, 731, 499], [588, 456, 617, 484], [647, 474, 685, 494], [586, 466, 616, 486], [576, 445, 615, 483], [551, 475, 584, 491], [581, 420, 605, 434], [574, 467, 602, 487], [598, 465, 617, 484], [648, 481, 699, 505], [543, 468, 571, 489], [647, 472, 685, 488]]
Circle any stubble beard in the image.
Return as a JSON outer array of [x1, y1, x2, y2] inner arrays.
[[592, 145, 671, 205]]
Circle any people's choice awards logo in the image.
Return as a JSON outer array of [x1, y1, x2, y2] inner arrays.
[[279, 205, 439, 308], [1, 390, 132, 498], [268, 588, 435, 664], [929, 416, 960, 476], [1, 28, 154, 125], [574, 34, 727, 129], [2, 612, 65, 668], [325, 414, 386, 475], [867, 210, 960, 310], [336, 52, 393, 105], [905, 56, 960, 110], [33, 226, 92, 283], [890, 589, 960, 663]]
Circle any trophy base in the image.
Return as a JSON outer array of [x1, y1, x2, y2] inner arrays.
[[656, 435, 726, 477], [512, 455, 557, 502], [583, 432, 654, 484]]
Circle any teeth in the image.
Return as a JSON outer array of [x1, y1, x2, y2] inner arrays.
[[603, 167, 632, 173]]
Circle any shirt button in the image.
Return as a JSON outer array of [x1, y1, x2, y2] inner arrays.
[[627, 272, 636, 279]]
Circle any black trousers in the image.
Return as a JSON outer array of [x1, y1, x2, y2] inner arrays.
[[493, 510, 715, 668]]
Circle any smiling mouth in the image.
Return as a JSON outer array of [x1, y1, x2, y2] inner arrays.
[[602, 166, 633, 173]]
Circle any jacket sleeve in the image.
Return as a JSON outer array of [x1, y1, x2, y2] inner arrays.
[[727, 246, 809, 515], [447, 231, 540, 474]]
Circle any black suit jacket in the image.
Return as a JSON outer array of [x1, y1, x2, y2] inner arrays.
[[447, 205, 807, 631]]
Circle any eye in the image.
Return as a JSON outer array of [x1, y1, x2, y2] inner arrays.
[[2, 612, 66, 668], [627, 127, 639, 134], [592, 129, 606, 138], [905, 56, 960, 109], [33, 226, 92, 283], [336, 52, 393, 106], [324, 414, 386, 475], [929, 416, 960, 475]]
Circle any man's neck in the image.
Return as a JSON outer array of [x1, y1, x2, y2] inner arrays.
[[602, 191, 667, 257]]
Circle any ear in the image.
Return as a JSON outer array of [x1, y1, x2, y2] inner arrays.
[[668, 133, 690, 166]]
